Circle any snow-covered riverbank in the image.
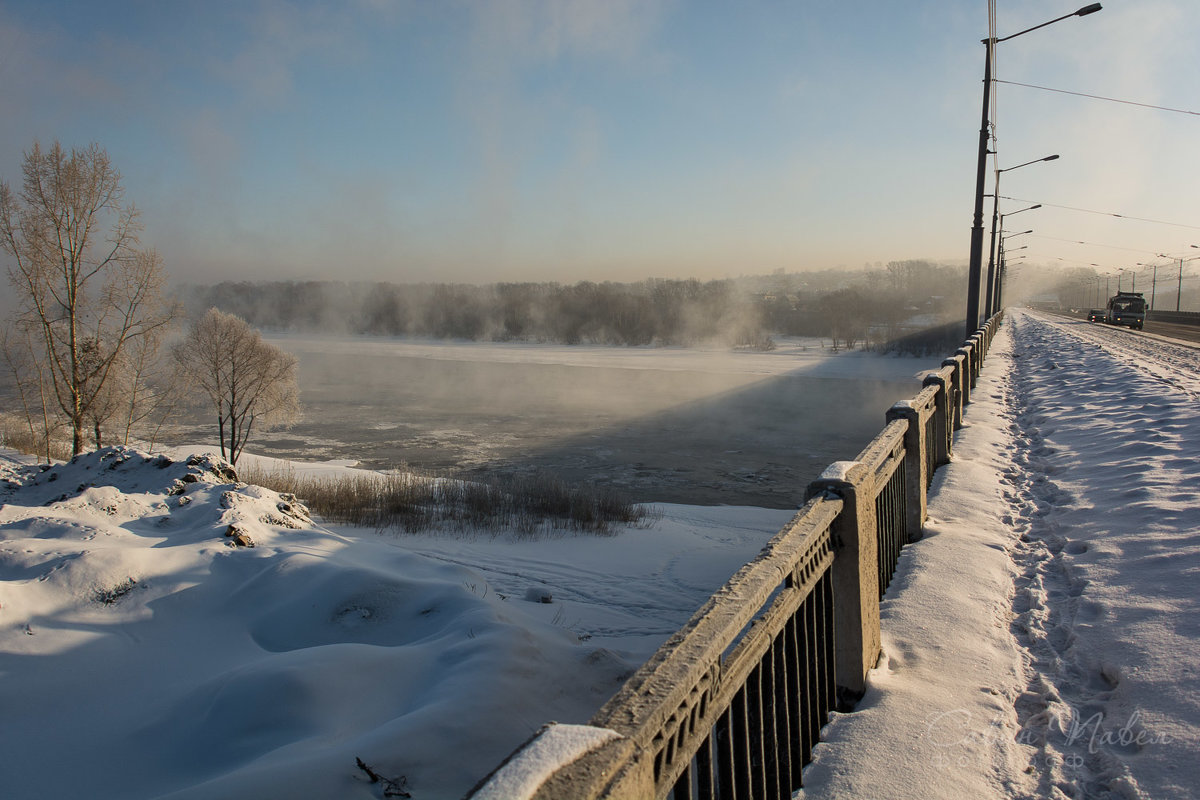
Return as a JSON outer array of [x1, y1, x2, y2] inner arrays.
[[0, 447, 790, 799], [3, 310, 1197, 799]]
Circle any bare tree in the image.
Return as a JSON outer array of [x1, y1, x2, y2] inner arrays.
[[173, 308, 300, 465], [117, 325, 186, 450], [0, 141, 175, 455]]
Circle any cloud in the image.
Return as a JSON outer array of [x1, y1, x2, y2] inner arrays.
[[208, 1, 370, 106], [468, 0, 670, 65]]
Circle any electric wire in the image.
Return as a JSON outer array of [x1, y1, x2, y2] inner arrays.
[[1000, 196, 1200, 232], [993, 79, 1200, 117], [1028, 234, 1167, 256]]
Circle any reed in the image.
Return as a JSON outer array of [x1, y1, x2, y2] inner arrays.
[[238, 462, 658, 536]]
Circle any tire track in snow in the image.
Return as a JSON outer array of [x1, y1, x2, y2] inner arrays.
[[1003, 313, 1148, 799], [1032, 313, 1200, 401]]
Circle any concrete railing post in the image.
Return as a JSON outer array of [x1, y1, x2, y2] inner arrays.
[[968, 335, 983, 385], [886, 403, 927, 543], [955, 346, 975, 401], [469, 726, 650, 800], [942, 356, 965, 430], [923, 371, 952, 467], [806, 461, 880, 710]]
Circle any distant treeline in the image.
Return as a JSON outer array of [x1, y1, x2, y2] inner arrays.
[[183, 279, 769, 347], [181, 262, 966, 352]]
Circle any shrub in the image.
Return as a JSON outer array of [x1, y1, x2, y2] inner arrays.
[[0, 413, 73, 462]]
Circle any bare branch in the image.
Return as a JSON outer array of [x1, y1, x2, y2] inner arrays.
[[3, 140, 164, 454], [173, 309, 300, 465]]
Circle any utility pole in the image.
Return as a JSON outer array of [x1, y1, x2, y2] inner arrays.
[[1178, 258, 1184, 312], [962, 3, 1103, 337]]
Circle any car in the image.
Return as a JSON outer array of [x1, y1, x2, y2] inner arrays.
[[1088, 309, 1104, 322]]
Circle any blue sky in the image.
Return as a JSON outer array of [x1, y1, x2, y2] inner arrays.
[[1, 1, 1196, 286]]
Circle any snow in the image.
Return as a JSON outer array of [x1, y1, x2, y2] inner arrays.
[[0, 447, 791, 799], [3, 311, 1199, 799], [470, 724, 622, 800], [817, 460, 861, 483], [799, 309, 1200, 800]]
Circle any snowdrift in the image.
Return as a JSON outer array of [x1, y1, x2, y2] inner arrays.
[[0, 447, 634, 799]]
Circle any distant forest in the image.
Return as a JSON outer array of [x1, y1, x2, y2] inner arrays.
[[181, 261, 967, 353]]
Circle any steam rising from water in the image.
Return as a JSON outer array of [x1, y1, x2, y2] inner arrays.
[[161, 336, 920, 508]]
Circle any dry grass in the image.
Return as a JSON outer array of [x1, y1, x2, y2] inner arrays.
[[0, 412, 656, 536], [238, 462, 658, 536], [0, 413, 73, 462]]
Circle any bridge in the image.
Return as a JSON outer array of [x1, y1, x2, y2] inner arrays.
[[465, 313, 997, 798], [467, 309, 1200, 799]]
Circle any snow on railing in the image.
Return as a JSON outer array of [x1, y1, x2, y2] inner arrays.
[[466, 312, 1006, 800]]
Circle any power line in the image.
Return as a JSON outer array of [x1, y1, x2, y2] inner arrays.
[[1027, 234, 1163, 256], [994, 79, 1200, 117], [1000, 195, 1200, 232]]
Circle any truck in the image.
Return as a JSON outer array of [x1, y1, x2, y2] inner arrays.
[[1105, 291, 1146, 330]]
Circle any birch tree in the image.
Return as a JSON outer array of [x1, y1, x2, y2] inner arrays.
[[173, 308, 299, 465], [0, 141, 175, 455]]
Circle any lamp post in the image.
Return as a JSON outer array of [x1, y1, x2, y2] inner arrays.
[[989, 201, 1042, 315], [1158, 246, 1200, 311], [1138, 262, 1159, 309], [986, 163, 1053, 318], [965, 3, 1103, 338], [995, 229, 1032, 311]]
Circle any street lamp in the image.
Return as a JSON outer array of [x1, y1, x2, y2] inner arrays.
[[965, 3, 1103, 338], [1137, 262, 1159, 309], [995, 229, 1033, 311], [1088, 273, 1104, 307], [986, 161, 1055, 317], [1117, 268, 1132, 292], [988, 201, 1042, 316], [1158, 245, 1200, 312]]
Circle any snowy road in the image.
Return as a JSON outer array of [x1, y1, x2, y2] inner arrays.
[[1043, 314, 1200, 400], [801, 309, 1200, 800]]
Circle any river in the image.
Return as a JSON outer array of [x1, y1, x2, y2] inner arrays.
[[164, 335, 926, 507]]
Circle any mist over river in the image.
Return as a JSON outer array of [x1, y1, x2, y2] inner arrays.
[[163, 336, 925, 508]]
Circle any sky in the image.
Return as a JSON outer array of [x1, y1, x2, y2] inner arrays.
[[1, 0, 1197, 287]]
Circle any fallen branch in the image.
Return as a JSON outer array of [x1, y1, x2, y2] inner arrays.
[[355, 757, 411, 798]]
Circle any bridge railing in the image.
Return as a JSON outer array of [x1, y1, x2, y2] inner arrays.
[[1146, 309, 1200, 326], [467, 312, 1004, 800]]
